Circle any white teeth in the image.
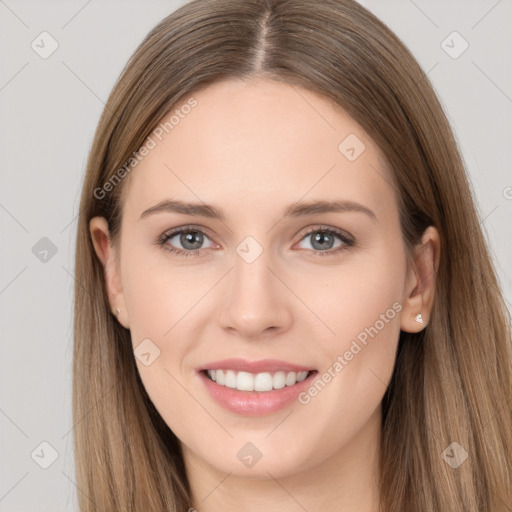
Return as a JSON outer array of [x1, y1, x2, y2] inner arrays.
[[296, 371, 308, 382], [236, 371, 254, 391], [285, 372, 297, 386], [206, 369, 310, 391], [273, 371, 286, 389], [254, 372, 273, 392], [224, 370, 237, 388]]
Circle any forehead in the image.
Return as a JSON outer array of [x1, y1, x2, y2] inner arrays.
[[122, 78, 396, 222]]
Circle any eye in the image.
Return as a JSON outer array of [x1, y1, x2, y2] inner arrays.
[[295, 226, 354, 256], [158, 227, 216, 257], [157, 225, 355, 257]]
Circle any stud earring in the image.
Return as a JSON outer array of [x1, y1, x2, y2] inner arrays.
[[114, 308, 120, 317], [415, 313, 424, 324]]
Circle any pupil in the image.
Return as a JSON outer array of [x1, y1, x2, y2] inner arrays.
[[182, 231, 202, 249], [313, 232, 333, 250]]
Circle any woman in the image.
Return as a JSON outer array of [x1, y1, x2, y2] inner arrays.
[[73, 0, 512, 510]]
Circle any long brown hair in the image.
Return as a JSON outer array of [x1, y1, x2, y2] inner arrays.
[[73, 0, 512, 510]]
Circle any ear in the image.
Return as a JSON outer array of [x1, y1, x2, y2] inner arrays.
[[89, 216, 130, 329], [400, 226, 441, 333]]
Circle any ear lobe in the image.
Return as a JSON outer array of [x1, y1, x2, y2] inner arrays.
[[89, 216, 130, 329], [400, 226, 441, 333]]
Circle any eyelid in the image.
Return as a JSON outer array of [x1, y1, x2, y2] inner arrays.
[[159, 224, 216, 241], [157, 225, 218, 251], [296, 224, 354, 243]]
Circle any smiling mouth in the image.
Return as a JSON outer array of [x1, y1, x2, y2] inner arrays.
[[202, 369, 315, 392]]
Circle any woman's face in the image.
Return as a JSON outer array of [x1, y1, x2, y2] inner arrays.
[[92, 78, 428, 481]]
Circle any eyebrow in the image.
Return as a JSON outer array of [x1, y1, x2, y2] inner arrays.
[[139, 199, 377, 222]]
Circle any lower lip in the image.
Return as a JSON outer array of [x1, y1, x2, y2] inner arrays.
[[198, 370, 317, 416]]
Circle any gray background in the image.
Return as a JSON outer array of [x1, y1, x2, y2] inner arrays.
[[0, 1, 511, 510]]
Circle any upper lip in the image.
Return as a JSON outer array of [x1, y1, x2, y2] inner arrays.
[[198, 358, 315, 374]]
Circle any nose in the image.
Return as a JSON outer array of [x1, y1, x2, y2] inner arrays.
[[217, 246, 293, 339]]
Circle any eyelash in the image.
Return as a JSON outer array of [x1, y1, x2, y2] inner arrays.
[[156, 225, 355, 258]]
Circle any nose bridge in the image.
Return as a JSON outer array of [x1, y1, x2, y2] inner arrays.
[[218, 235, 292, 337]]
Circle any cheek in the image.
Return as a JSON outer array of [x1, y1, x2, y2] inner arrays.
[[296, 242, 406, 351], [119, 248, 202, 435], [120, 245, 217, 419], [121, 243, 210, 346], [297, 243, 406, 409]]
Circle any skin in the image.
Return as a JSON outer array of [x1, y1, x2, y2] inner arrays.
[[90, 77, 440, 512]]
